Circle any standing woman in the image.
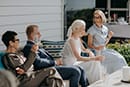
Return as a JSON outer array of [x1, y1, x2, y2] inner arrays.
[[87, 10, 127, 74], [62, 19, 104, 84]]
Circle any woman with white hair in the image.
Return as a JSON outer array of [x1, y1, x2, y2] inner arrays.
[[62, 19, 105, 84], [87, 10, 127, 74]]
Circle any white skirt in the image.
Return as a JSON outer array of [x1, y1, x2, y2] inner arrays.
[[78, 61, 103, 84]]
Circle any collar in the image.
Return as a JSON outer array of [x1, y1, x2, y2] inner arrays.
[[27, 40, 35, 44], [93, 24, 104, 31]]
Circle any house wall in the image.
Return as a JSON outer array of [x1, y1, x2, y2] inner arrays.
[[108, 24, 130, 38], [0, 0, 64, 50]]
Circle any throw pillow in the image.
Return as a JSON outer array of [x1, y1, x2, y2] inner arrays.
[[41, 40, 65, 59]]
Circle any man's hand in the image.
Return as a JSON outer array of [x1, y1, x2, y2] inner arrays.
[[16, 67, 25, 74], [31, 44, 39, 53]]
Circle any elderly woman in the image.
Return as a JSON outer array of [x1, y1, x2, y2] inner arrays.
[[87, 10, 127, 74], [62, 19, 105, 84]]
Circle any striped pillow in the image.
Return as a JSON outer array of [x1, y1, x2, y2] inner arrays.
[[41, 40, 65, 59]]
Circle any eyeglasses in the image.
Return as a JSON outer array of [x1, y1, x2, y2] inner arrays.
[[94, 16, 101, 19], [13, 39, 20, 42]]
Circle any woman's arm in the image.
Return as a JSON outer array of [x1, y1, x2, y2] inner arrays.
[[69, 39, 103, 61], [80, 40, 95, 57], [87, 34, 97, 49], [88, 34, 104, 50], [105, 31, 114, 45], [87, 34, 96, 49]]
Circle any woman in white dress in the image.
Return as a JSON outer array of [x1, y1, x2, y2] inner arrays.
[[62, 19, 104, 84], [87, 10, 127, 74]]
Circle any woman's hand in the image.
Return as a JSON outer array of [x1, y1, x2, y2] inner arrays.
[[105, 31, 114, 45], [94, 55, 105, 61], [108, 31, 114, 38], [95, 45, 105, 50], [85, 49, 95, 57]]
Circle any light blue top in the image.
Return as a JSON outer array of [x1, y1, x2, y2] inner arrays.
[[87, 24, 108, 47], [87, 24, 127, 74]]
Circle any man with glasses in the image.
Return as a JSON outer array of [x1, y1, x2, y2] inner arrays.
[[1, 31, 64, 87]]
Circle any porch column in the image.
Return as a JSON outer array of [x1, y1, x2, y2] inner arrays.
[[107, 0, 111, 23]]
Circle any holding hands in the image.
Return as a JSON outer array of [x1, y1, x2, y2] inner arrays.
[[94, 55, 105, 61]]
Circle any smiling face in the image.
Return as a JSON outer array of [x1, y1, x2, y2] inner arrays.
[[93, 13, 102, 24], [93, 10, 107, 25]]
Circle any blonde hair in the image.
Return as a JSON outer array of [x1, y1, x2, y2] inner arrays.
[[67, 19, 86, 38], [94, 10, 107, 23]]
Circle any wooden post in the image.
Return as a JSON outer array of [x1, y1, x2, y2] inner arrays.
[[107, 0, 111, 23]]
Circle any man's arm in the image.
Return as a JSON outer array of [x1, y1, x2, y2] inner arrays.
[[23, 44, 56, 70], [21, 51, 36, 71], [33, 57, 55, 70], [2, 52, 35, 74]]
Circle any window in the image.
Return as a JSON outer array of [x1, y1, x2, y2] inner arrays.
[[96, 0, 129, 23]]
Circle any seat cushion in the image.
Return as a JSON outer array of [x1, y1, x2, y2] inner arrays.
[[41, 40, 65, 59]]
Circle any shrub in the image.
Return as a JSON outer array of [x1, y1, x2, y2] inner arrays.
[[107, 42, 130, 66]]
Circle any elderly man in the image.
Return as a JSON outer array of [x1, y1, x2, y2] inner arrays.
[[23, 25, 89, 87]]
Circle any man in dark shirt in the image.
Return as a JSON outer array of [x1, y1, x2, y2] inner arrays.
[[23, 25, 89, 87]]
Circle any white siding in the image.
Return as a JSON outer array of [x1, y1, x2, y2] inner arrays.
[[0, 0, 64, 50]]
